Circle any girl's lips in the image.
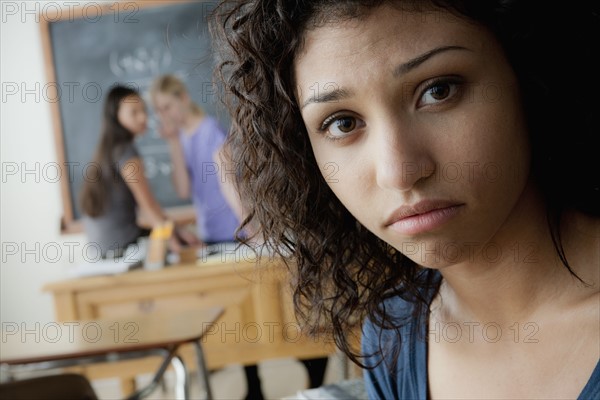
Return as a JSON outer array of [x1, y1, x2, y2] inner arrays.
[[386, 201, 464, 235]]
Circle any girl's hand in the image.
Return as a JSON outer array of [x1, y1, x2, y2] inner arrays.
[[157, 117, 179, 141], [167, 235, 183, 254], [165, 224, 201, 253], [174, 225, 203, 247]]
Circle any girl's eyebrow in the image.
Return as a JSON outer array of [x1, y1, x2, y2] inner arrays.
[[392, 45, 470, 77], [301, 87, 353, 110], [300, 45, 470, 111]]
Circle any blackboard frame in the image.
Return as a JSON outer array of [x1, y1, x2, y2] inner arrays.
[[39, 0, 217, 233]]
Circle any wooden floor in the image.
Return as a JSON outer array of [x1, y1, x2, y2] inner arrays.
[[91, 355, 353, 400]]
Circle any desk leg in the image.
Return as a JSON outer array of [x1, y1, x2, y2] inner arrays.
[[193, 341, 213, 400], [171, 355, 189, 400]]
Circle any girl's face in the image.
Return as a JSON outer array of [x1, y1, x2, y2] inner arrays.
[[295, 6, 531, 268], [153, 92, 188, 126], [118, 95, 147, 135]]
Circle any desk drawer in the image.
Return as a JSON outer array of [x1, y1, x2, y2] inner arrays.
[[94, 288, 252, 326]]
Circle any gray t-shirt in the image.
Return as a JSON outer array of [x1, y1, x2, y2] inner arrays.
[[82, 143, 143, 258]]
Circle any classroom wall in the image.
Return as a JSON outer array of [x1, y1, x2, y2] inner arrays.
[[1, 1, 94, 324]]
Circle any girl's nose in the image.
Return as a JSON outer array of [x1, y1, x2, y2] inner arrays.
[[373, 119, 435, 192]]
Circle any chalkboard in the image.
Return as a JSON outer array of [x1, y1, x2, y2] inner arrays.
[[40, 1, 225, 230]]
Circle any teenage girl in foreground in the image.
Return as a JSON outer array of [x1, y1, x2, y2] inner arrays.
[[210, 1, 599, 398]]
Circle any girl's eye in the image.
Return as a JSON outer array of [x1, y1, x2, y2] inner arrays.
[[428, 84, 451, 100], [332, 117, 356, 133], [319, 114, 364, 141], [417, 78, 463, 108]]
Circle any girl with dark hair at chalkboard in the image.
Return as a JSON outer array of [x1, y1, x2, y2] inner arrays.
[[150, 75, 329, 400], [79, 85, 199, 259]]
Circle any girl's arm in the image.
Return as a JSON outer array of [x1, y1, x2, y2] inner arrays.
[[121, 157, 168, 227], [167, 138, 191, 199], [159, 120, 191, 199], [214, 144, 245, 222], [121, 157, 201, 251], [215, 145, 264, 246]]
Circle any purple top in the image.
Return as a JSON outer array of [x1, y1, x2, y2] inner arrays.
[[179, 117, 239, 242]]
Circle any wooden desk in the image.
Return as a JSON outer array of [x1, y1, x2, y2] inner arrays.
[[42, 255, 336, 392], [1, 307, 223, 400]]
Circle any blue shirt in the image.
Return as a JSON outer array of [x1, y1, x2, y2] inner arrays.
[[362, 272, 600, 399], [179, 117, 239, 242]]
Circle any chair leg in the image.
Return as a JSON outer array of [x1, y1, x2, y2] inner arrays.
[[193, 341, 213, 400], [160, 376, 168, 394]]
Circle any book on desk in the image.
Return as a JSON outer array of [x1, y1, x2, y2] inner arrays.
[[68, 240, 262, 278], [67, 241, 146, 278]]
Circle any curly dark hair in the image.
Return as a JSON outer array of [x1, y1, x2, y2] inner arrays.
[[209, 0, 600, 365]]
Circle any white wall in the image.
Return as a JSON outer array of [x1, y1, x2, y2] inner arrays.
[[1, 1, 93, 324]]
